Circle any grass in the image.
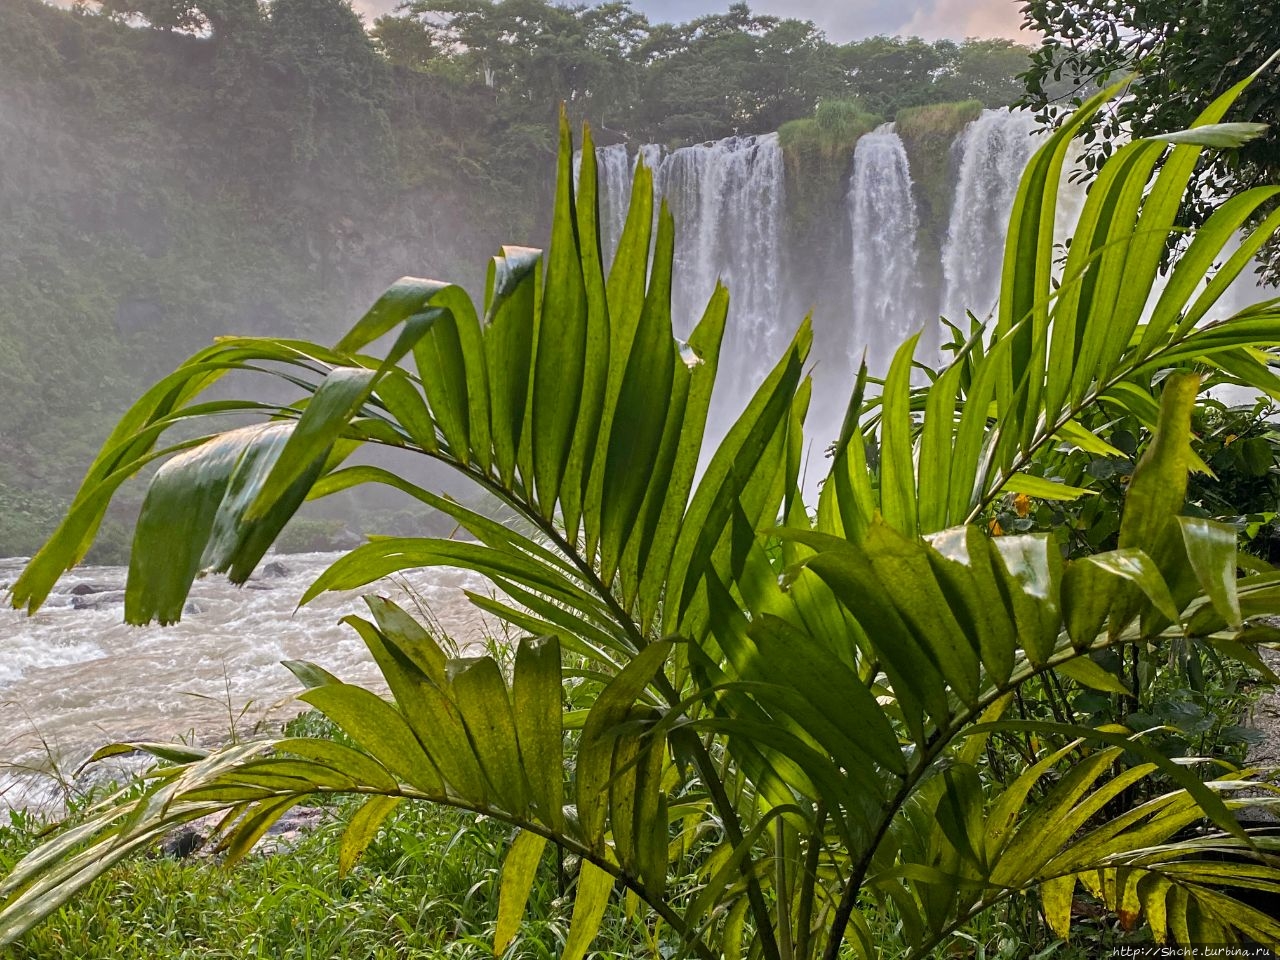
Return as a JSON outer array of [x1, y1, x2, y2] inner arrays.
[[1, 769, 1148, 960], [0, 727, 1164, 960], [777, 101, 881, 160], [0, 711, 654, 960], [1, 800, 524, 958], [0, 677, 1252, 959], [892, 100, 984, 142]]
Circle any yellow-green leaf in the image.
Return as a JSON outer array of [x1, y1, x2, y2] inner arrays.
[[494, 830, 547, 956]]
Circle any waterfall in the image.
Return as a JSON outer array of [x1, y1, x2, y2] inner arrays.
[[941, 108, 1042, 326], [659, 134, 785, 398], [595, 143, 632, 266], [847, 125, 922, 370], [595, 134, 786, 408], [590, 142, 667, 270], [585, 109, 1270, 469]]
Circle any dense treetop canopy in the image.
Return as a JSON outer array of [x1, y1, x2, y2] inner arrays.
[[68, 0, 1034, 141]]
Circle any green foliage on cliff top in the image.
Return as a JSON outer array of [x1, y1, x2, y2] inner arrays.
[[778, 99, 881, 157], [894, 98, 984, 141]]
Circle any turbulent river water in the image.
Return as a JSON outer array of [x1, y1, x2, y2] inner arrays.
[[0, 553, 497, 809]]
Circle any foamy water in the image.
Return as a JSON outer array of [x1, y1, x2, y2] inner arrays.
[[0, 552, 499, 809]]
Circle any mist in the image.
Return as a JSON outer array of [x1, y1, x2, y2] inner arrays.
[[0, 0, 1041, 560]]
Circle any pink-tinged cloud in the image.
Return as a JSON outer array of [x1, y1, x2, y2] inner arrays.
[[349, 0, 393, 22], [897, 0, 1032, 41]]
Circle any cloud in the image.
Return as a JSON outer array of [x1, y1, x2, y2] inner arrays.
[[350, 0, 395, 21], [347, 0, 1031, 41], [895, 0, 1031, 41], [43, 0, 1035, 43]]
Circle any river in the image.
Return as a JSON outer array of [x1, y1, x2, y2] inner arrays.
[[0, 553, 496, 810]]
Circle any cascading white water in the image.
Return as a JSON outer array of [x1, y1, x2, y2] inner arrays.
[[941, 108, 1042, 325], [847, 125, 922, 369], [595, 143, 633, 267], [594, 134, 787, 412], [588, 142, 667, 271], [660, 134, 786, 395]]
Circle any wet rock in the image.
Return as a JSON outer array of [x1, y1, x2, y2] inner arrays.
[[183, 600, 205, 616], [72, 590, 125, 610], [268, 806, 324, 838], [254, 806, 326, 854], [329, 528, 365, 550], [260, 561, 290, 579], [69, 582, 118, 596], [161, 827, 204, 859], [243, 582, 275, 591], [158, 805, 326, 860]]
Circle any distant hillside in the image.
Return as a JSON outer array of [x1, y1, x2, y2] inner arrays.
[[0, 0, 1032, 558]]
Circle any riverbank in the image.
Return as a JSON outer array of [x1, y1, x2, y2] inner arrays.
[[0, 712, 1165, 960]]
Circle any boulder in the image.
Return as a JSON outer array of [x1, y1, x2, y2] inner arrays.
[[158, 805, 325, 860], [161, 828, 204, 859], [69, 582, 117, 596], [72, 590, 125, 610]]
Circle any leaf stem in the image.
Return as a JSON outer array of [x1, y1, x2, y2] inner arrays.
[[431, 455, 784, 960]]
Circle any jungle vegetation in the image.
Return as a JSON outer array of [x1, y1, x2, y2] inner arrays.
[[6, 64, 1280, 956]]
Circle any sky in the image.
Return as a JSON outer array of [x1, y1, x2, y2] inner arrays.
[[43, 0, 1032, 42], [348, 0, 1032, 43]]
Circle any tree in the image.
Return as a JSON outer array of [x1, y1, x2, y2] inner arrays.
[[837, 35, 946, 116], [1021, 0, 1280, 280], [366, 2, 1033, 142], [392, 0, 647, 129], [6, 81, 1280, 959], [370, 12, 441, 70], [936, 38, 1031, 107], [268, 0, 392, 287], [80, 0, 259, 37]]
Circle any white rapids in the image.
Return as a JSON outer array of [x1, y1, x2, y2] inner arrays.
[[0, 553, 500, 810]]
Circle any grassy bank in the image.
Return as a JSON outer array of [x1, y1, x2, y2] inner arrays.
[[0, 713, 1176, 960], [1, 794, 556, 959], [0, 713, 616, 960]]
